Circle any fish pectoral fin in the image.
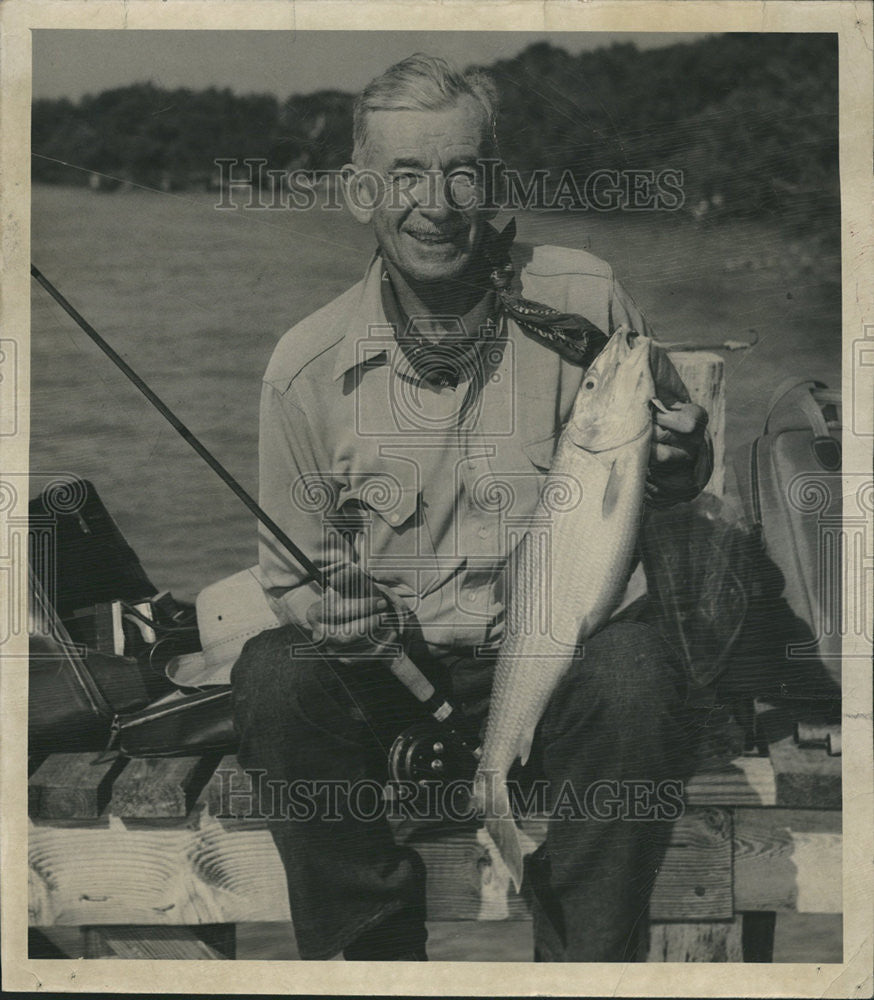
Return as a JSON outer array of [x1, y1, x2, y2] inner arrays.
[[601, 458, 622, 518]]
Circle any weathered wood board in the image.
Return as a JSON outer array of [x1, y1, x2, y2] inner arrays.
[[733, 808, 842, 913], [82, 925, 229, 960], [29, 752, 126, 820], [768, 735, 842, 809], [647, 918, 744, 962], [31, 802, 840, 927], [110, 756, 220, 818], [28, 750, 779, 823]]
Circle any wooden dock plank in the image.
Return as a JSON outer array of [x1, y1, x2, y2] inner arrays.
[[30, 803, 840, 928], [767, 736, 842, 809], [684, 755, 776, 807], [199, 755, 259, 825], [394, 807, 733, 923], [647, 918, 743, 962], [411, 827, 529, 922], [110, 756, 218, 819], [82, 925, 228, 959], [196, 752, 779, 823], [187, 820, 295, 923], [29, 752, 127, 820], [30, 818, 204, 927], [734, 808, 842, 913], [650, 808, 733, 921]]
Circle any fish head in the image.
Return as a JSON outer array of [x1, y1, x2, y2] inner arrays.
[[566, 326, 655, 452]]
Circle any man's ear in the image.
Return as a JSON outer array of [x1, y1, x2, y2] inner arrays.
[[341, 163, 383, 224]]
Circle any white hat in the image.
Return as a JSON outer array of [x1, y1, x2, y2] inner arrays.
[[166, 566, 281, 688]]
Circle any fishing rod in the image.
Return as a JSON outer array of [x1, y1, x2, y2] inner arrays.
[[31, 264, 479, 780]]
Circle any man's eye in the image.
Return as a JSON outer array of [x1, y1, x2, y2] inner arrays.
[[391, 172, 425, 186], [449, 170, 478, 187]]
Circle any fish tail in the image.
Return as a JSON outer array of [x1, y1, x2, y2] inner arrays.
[[472, 770, 537, 893], [485, 813, 526, 893]]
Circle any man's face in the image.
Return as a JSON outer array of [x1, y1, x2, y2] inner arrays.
[[357, 97, 493, 286]]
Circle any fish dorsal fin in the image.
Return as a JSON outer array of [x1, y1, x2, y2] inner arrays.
[[602, 459, 622, 518]]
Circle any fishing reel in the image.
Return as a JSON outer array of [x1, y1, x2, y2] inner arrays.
[[388, 719, 481, 784]]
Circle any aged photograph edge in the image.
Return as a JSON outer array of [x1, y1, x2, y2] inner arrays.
[[1, 0, 871, 995]]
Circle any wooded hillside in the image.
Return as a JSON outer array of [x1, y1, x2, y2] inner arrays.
[[32, 33, 838, 229]]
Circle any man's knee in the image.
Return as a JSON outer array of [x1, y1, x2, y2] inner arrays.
[[231, 624, 315, 743], [548, 619, 685, 732], [538, 619, 690, 783], [233, 624, 295, 698]]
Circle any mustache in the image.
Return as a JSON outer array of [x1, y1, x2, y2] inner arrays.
[[404, 226, 468, 238]]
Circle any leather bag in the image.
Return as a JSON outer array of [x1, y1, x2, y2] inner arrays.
[[732, 377, 842, 696], [111, 686, 236, 758]]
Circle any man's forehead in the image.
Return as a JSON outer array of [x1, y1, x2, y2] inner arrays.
[[364, 99, 490, 163]]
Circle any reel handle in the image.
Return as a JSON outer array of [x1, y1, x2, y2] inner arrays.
[[386, 652, 483, 784]]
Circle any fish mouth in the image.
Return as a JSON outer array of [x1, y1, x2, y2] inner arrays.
[[590, 325, 648, 375], [614, 327, 645, 358], [567, 325, 654, 448]]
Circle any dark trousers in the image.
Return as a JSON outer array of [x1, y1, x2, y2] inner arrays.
[[231, 608, 691, 961]]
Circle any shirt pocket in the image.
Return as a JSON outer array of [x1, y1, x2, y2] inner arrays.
[[475, 435, 555, 532], [334, 475, 438, 596]]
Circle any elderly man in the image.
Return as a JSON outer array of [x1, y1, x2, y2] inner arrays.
[[232, 54, 711, 962]]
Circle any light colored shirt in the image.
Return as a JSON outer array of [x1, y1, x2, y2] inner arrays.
[[258, 240, 705, 656]]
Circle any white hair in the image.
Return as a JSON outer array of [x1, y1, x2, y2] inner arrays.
[[352, 53, 500, 163]]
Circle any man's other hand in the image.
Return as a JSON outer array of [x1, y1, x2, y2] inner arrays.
[[305, 565, 400, 663], [647, 401, 710, 504]]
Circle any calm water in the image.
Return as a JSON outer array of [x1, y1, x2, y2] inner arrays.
[[30, 184, 840, 602]]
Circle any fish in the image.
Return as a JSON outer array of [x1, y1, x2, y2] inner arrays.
[[470, 325, 656, 890]]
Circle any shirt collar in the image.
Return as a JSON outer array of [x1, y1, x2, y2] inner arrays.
[[331, 250, 392, 381], [330, 248, 500, 383]]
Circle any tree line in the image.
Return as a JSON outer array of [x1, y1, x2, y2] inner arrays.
[[32, 32, 838, 228]]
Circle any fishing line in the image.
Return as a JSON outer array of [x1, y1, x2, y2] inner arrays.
[[31, 263, 325, 586]]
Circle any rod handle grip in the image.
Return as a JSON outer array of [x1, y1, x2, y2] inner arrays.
[[388, 650, 435, 702]]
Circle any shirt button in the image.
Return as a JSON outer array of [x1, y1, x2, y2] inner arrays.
[[467, 592, 478, 603], [388, 512, 400, 524]]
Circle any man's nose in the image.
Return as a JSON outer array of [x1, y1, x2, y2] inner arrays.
[[415, 172, 455, 219]]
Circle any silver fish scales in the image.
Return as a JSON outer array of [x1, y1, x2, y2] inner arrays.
[[470, 325, 656, 890]]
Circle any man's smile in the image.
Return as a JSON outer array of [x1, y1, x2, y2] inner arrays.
[[404, 227, 466, 246]]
